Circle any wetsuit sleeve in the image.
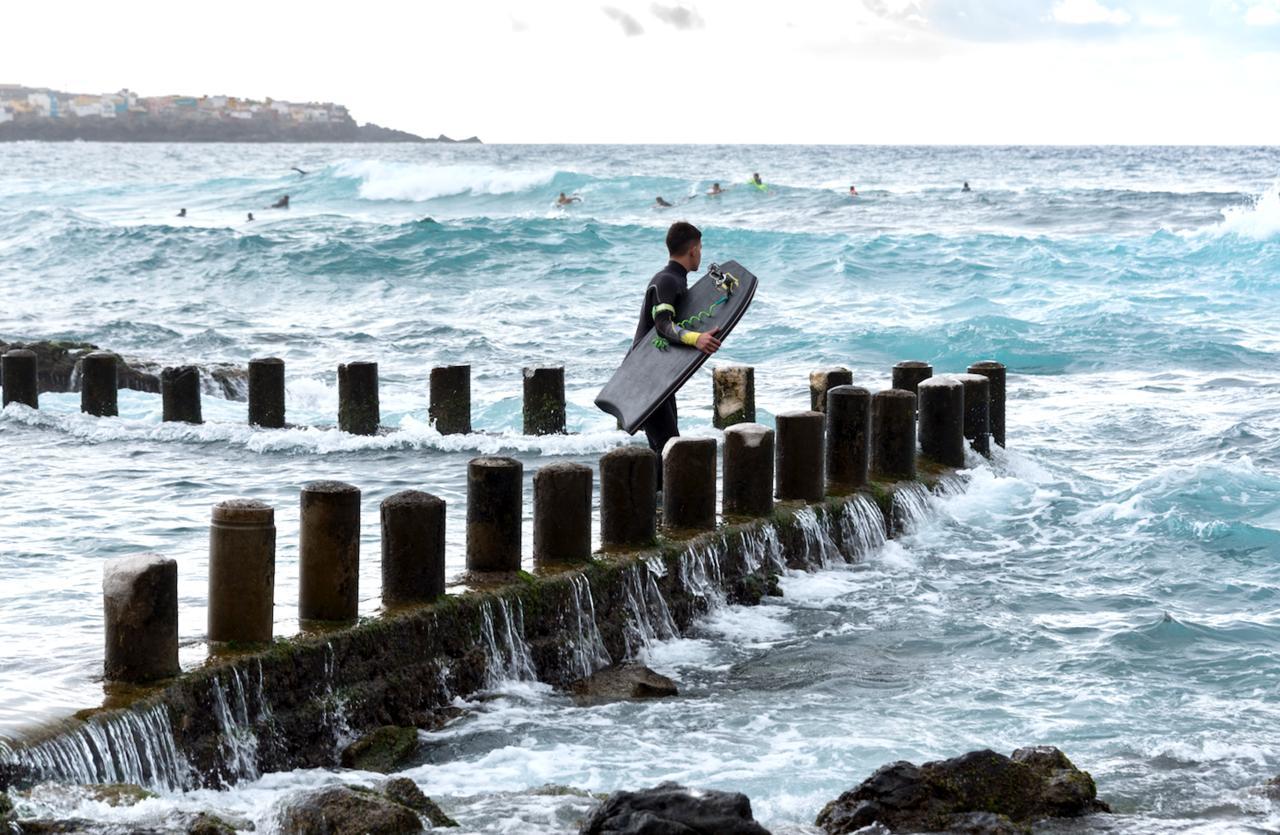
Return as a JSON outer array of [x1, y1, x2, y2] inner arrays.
[[651, 273, 702, 347]]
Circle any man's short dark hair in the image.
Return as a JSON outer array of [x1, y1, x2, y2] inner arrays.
[[666, 221, 701, 256]]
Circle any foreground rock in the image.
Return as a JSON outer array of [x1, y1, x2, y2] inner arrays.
[[570, 664, 678, 706], [340, 725, 420, 773], [816, 747, 1110, 834], [580, 782, 771, 834], [279, 785, 423, 834], [384, 777, 458, 828]]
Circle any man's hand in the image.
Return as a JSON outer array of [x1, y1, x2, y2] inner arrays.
[[695, 327, 721, 355]]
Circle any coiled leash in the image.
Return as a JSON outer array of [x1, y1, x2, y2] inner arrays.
[[652, 263, 739, 350]]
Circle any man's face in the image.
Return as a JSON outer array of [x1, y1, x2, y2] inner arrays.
[[688, 241, 702, 271]]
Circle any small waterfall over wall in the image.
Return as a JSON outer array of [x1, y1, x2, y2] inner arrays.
[[480, 598, 537, 686], [838, 495, 888, 560], [890, 482, 933, 533], [795, 507, 842, 568], [621, 557, 679, 659], [566, 574, 612, 679]]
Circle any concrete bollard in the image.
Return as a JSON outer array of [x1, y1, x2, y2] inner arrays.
[[533, 462, 592, 564], [662, 437, 717, 531], [722, 423, 774, 517], [2, 348, 38, 409], [826, 385, 871, 492], [967, 360, 1007, 448], [208, 499, 275, 643], [429, 365, 471, 435], [776, 410, 825, 502], [103, 554, 179, 683], [381, 490, 446, 605], [892, 360, 933, 398], [523, 366, 566, 435], [466, 457, 523, 572], [80, 351, 118, 417], [952, 373, 991, 456], [600, 446, 658, 548], [712, 365, 755, 428], [917, 376, 965, 468], [871, 389, 917, 481], [338, 361, 380, 435], [809, 367, 853, 413], [248, 357, 286, 428], [161, 365, 203, 424], [299, 481, 361, 622]]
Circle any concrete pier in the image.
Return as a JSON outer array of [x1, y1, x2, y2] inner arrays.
[[429, 365, 471, 435], [967, 361, 1006, 448], [1, 348, 38, 409], [161, 365, 203, 424], [381, 490, 446, 605], [600, 446, 657, 549], [871, 389, 917, 481], [809, 367, 853, 413], [533, 463, 593, 564], [825, 385, 871, 492], [466, 457, 523, 572], [662, 438, 717, 531], [712, 365, 755, 428], [917, 376, 965, 467], [338, 361, 380, 435], [248, 357, 286, 428], [952, 372, 991, 456], [80, 351, 118, 417], [299, 481, 361, 622], [208, 500, 275, 643], [103, 554, 179, 683], [722, 423, 774, 517], [776, 410, 825, 502], [523, 366, 566, 435], [892, 360, 933, 398]]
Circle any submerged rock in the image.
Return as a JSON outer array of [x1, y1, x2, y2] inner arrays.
[[815, 746, 1110, 834], [279, 785, 423, 834], [570, 664, 678, 706], [340, 725, 420, 773], [86, 782, 158, 806], [187, 811, 244, 834], [383, 777, 458, 828], [580, 782, 771, 834]]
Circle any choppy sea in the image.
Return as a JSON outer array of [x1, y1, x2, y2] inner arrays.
[[1, 143, 1278, 833]]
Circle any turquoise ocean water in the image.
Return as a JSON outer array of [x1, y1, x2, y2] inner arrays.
[[0, 143, 1278, 832]]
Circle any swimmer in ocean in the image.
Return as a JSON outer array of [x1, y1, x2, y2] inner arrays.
[[655, 196, 673, 208], [556, 192, 581, 206], [177, 208, 186, 218], [962, 181, 971, 192], [848, 185, 858, 198], [750, 173, 764, 189], [707, 183, 723, 196], [269, 195, 290, 209], [247, 212, 255, 222]]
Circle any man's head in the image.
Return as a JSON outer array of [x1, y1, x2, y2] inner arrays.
[[666, 221, 702, 271]]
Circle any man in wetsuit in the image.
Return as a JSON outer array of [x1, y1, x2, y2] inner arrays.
[[631, 222, 721, 487]]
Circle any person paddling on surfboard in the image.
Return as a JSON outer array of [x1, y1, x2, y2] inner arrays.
[[631, 222, 721, 487]]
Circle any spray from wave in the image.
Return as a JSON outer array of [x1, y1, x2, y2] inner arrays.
[[1211, 182, 1280, 240], [332, 159, 557, 202]]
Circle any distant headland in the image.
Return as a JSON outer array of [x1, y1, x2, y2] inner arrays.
[[0, 85, 480, 144]]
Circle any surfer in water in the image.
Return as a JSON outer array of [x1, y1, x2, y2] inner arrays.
[[556, 192, 581, 206], [750, 173, 765, 190], [655, 196, 674, 208], [269, 195, 290, 209], [848, 185, 858, 198], [707, 183, 723, 196], [631, 222, 721, 486], [962, 181, 971, 192], [177, 208, 187, 218]]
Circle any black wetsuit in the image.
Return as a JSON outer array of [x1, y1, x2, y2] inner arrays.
[[631, 260, 693, 484]]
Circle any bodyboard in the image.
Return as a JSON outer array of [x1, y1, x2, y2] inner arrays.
[[596, 260, 758, 434]]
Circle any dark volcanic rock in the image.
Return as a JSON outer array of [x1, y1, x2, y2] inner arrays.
[[815, 747, 1110, 834], [383, 777, 458, 828], [340, 725, 420, 773], [580, 781, 771, 834], [187, 811, 240, 834], [279, 785, 423, 834], [570, 664, 678, 706], [0, 340, 247, 401]]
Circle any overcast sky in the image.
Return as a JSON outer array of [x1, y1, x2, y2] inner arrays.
[[2, 0, 1278, 143]]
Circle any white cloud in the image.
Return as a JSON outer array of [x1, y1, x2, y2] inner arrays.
[[1051, 0, 1132, 25], [1243, 1, 1280, 25], [1140, 12, 1180, 28]]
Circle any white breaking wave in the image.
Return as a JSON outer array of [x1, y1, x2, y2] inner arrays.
[[333, 159, 557, 202], [1211, 181, 1280, 240]]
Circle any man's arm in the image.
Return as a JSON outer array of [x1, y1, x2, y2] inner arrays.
[[651, 275, 721, 355]]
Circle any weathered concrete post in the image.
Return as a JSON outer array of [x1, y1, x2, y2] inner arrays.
[[208, 500, 275, 643], [338, 361, 379, 435], [600, 446, 657, 548], [662, 437, 717, 530], [712, 365, 755, 428], [809, 367, 853, 413], [381, 490, 446, 605], [871, 389, 916, 481], [533, 462, 592, 564], [722, 423, 774, 517], [161, 365, 202, 424], [952, 372, 991, 456], [967, 360, 1006, 448], [429, 365, 471, 435], [892, 360, 933, 398], [2, 348, 38, 408], [299, 481, 361, 622], [103, 554, 179, 683], [826, 385, 871, 492], [466, 457, 523, 572], [776, 410, 825, 501], [248, 357, 286, 428], [917, 376, 965, 468], [523, 366, 566, 435], [80, 351, 118, 417]]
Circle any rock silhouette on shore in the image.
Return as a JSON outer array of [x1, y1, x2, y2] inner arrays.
[[580, 782, 772, 835]]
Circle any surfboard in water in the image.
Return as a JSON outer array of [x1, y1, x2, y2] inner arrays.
[[596, 260, 759, 434]]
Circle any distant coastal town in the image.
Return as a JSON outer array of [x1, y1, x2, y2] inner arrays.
[[0, 85, 480, 143]]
